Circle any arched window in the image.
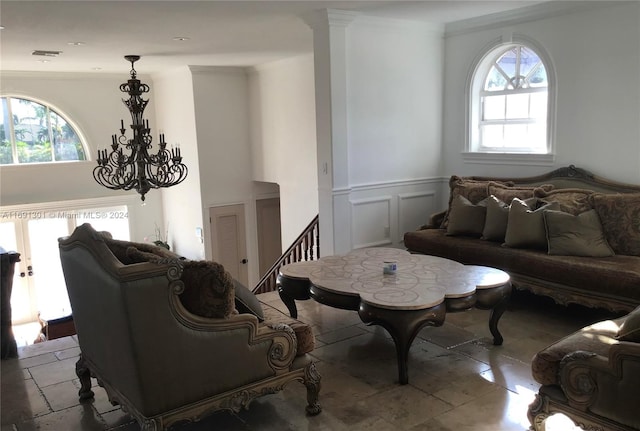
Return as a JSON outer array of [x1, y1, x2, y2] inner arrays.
[[468, 41, 554, 158], [0, 96, 87, 165]]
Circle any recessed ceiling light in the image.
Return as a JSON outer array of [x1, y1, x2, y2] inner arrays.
[[67, 42, 85, 46], [172, 36, 190, 41], [37, 60, 51, 63], [92, 67, 102, 71], [0, 26, 5, 30]]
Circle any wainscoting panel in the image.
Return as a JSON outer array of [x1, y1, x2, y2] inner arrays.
[[399, 191, 437, 238], [350, 196, 392, 249]]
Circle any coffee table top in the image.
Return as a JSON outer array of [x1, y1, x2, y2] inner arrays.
[[280, 248, 509, 310]]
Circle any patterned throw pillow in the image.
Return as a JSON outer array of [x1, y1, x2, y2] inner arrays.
[[535, 188, 594, 215], [590, 193, 640, 256], [179, 260, 236, 318], [488, 182, 555, 204]]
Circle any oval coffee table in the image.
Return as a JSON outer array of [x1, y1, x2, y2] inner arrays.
[[278, 248, 511, 384]]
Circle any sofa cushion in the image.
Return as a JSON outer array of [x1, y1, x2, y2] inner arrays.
[[261, 301, 315, 356], [105, 237, 182, 264], [179, 260, 236, 319], [446, 195, 488, 237], [535, 188, 594, 215], [532, 317, 623, 386], [543, 209, 614, 257], [482, 196, 537, 242], [233, 279, 264, 321], [504, 199, 560, 249], [488, 182, 554, 204], [403, 228, 640, 303], [590, 193, 640, 256], [617, 307, 640, 342]]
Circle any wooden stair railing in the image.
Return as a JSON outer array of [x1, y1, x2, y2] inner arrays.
[[252, 215, 319, 294]]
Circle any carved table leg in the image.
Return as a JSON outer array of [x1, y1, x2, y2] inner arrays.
[[475, 282, 512, 345], [303, 362, 322, 415], [75, 354, 94, 401], [277, 274, 312, 318], [358, 302, 446, 385]]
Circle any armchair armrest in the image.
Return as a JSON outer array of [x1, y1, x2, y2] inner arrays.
[[559, 342, 640, 429]]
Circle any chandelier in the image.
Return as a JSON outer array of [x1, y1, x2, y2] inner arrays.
[[93, 55, 188, 202]]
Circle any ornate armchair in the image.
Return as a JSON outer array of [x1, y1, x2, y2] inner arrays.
[[58, 223, 320, 430], [528, 306, 640, 431]]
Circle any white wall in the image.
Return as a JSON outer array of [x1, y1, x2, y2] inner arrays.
[[0, 72, 164, 241], [152, 67, 203, 259], [442, 2, 640, 185], [328, 16, 445, 252], [188, 67, 260, 283], [248, 54, 319, 249]]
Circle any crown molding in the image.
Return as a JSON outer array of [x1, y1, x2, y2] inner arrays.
[[445, 1, 614, 38]]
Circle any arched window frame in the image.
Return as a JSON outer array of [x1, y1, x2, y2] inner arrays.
[[0, 95, 90, 165], [464, 35, 556, 165]]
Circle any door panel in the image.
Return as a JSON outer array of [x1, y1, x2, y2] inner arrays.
[[209, 205, 248, 286]]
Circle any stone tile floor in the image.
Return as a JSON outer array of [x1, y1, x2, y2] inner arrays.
[[1, 290, 620, 431]]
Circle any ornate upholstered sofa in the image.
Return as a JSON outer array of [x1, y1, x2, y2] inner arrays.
[[528, 306, 640, 431], [58, 223, 321, 430], [403, 165, 640, 313]]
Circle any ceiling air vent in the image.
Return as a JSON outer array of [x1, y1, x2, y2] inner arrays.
[[32, 50, 62, 57]]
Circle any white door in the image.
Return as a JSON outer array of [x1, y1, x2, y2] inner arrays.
[[209, 205, 248, 286]]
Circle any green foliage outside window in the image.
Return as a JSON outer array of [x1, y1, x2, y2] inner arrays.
[[0, 96, 87, 165]]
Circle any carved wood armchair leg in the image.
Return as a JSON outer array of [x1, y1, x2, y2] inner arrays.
[[75, 354, 95, 401], [303, 362, 322, 415]]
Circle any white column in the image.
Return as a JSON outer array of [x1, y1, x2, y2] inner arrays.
[[305, 9, 357, 255]]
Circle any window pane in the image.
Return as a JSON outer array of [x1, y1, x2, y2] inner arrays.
[[529, 64, 548, 88], [483, 95, 505, 120], [0, 98, 12, 165], [504, 124, 529, 147], [530, 93, 548, 119], [496, 48, 517, 78], [485, 66, 508, 91], [74, 206, 130, 240], [527, 123, 547, 152], [505, 94, 530, 119], [481, 124, 504, 148], [519, 47, 541, 78], [11, 98, 52, 163], [51, 111, 85, 161]]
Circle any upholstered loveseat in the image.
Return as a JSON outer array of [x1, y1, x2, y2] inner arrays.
[[58, 223, 321, 431], [528, 305, 640, 430], [403, 165, 640, 313]]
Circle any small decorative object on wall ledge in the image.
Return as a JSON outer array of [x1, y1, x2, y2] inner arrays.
[[93, 55, 188, 202]]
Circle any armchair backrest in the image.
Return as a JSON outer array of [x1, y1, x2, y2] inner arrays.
[[59, 223, 182, 412]]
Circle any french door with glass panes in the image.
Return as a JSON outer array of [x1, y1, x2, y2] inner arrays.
[[0, 205, 130, 324]]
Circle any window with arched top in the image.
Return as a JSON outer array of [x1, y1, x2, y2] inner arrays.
[[467, 40, 555, 160], [0, 96, 87, 165]]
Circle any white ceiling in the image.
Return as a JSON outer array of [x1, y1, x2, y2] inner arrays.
[[0, 0, 545, 75]]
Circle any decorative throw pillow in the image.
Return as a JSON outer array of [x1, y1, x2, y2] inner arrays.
[[105, 236, 182, 264], [535, 188, 594, 215], [590, 193, 640, 256], [446, 195, 488, 237], [179, 260, 236, 319], [233, 278, 264, 321], [481, 196, 538, 242], [488, 182, 555, 205], [543, 209, 614, 257], [440, 176, 511, 228], [504, 198, 560, 249], [617, 307, 640, 342]]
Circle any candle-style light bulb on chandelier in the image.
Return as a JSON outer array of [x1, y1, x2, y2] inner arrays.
[[93, 55, 188, 202]]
